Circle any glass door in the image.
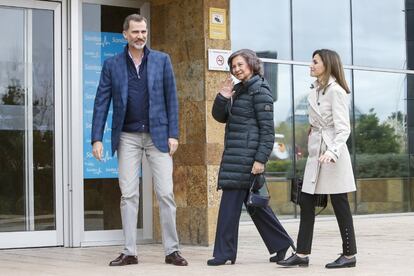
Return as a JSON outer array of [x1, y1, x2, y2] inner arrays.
[[81, 0, 152, 246], [0, 0, 62, 248]]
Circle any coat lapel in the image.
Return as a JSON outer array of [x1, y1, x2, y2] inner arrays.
[[146, 48, 155, 95], [117, 53, 128, 106], [307, 81, 322, 119], [307, 77, 337, 120]]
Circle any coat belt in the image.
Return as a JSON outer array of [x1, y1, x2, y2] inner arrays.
[[309, 125, 334, 184], [310, 125, 334, 132]]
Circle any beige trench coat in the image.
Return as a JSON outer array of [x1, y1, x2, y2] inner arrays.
[[302, 76, 356, 195]]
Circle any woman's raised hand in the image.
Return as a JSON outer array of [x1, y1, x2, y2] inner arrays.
[[219, 76, 235, 99]]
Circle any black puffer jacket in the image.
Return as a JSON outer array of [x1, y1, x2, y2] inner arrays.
[[213, 75, 275, 190]]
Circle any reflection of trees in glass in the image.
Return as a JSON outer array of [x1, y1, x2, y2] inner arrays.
[[275, 121, 309, 158], [354, 109, 408, 179], [266, 121, 308, 177], [0, 131, 24, 216], [0, 64, 54, 219], [1, 78, 24, 105], [355, 108, 400, 154], [384, 111, 406, 153], [356, 153, 408, 178]]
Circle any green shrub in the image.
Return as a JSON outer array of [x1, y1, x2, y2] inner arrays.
[[266, 153, 409, 179], [355, 153, 409, 178]]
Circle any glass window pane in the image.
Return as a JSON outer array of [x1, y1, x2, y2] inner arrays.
[[0, 7, 25, 232], [0, 7, 56, 232], [407, 0, 414, 70], [266, 64, 293, 178], [352, 0, 406, 69], [230, 0, 291, 59], [292, 65, 317, 174], [32, 9, 55, 231], [265, 64, 295, 217], [292, 0, 351, 64], [353, 70, 409, 213]]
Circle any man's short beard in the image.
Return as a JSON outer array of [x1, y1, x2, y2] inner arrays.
[[132, 42, 146, 50]]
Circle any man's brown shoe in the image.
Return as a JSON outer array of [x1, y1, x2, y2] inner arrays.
[[165, 251, 188, 266], [109, 253, 138, 266]]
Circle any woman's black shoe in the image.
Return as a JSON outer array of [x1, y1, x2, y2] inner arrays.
[[277, 253, 309, 267], [269, 247, 289, 263], [325, 255, 356, 269], [207, 258, 235, 266]]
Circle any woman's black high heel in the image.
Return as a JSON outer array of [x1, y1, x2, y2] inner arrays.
[[207, 258, 236, 266]]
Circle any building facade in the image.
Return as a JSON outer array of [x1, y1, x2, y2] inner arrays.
[[230, 0, 414, 217], [0, 0, 413, 249]]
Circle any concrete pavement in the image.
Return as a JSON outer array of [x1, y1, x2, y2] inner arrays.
[[0, 213, 413, 276]]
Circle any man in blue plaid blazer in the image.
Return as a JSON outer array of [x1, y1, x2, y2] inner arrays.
[[91, 14, 187, 267]]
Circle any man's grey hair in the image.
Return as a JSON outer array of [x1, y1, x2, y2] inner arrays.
[[123, 14, 147, 31]]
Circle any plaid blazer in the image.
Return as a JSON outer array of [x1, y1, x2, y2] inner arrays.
[[91, 46, 179, 155]]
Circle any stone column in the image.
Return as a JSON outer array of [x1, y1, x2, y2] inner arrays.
[[150, 0, 230, 245]]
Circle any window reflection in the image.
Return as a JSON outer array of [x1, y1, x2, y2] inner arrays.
[[292, 0, 351, 64], [32, 9, 55, 230], [353, 71, 407, 169], [266, 64, 293, 178], [229, 0, 414, 215], [353, 71, 409, 213], [230, 0, 291, 59], [264, 64, 295, 216], [292, 65, 312, 174], [352, 0, 406, 69]]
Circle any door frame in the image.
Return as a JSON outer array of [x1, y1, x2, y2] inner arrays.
[[0, 0, 63, 249], [69, 0, 152, 248]]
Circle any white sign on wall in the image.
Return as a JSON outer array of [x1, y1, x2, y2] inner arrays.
[[208, 49, 231, 71]]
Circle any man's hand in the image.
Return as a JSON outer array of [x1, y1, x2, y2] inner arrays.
[[251, 161, 265, 174], [168, 138, 179, 156], [92, 141, 103, 161]]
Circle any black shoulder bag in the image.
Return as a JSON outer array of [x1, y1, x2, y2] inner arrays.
[[291, 177, 327, 215]]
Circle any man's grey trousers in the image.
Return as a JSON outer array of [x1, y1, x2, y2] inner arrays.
[[118, 132, 179, 256]]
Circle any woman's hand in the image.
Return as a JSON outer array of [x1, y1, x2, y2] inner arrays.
[[319, 153, 334, 163], [219, 76, 235, 99], [251, 161, 265, 174]]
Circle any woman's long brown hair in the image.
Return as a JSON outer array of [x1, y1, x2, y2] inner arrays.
[[313, 49, 351, 94]]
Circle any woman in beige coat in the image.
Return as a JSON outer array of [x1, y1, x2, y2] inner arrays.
[[278, 49, 357, 269]]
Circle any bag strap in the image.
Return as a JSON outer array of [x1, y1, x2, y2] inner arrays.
[[249, 174, 257, 192], [315, 205, 326, 216], [249, 174, 269, 194], [314, 195, 328, 216]]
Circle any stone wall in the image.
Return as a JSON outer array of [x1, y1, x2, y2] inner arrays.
[[150, 0, 230, 245]]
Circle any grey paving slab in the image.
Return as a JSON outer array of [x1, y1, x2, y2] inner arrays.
[[0, 213, 413, 276]]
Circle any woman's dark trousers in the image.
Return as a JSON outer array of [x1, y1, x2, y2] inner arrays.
[[213, 189, 294, 261], [296, 192, 357, 255]]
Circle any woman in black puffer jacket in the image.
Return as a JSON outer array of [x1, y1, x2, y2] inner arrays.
[[207, 49, 295, 266]]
